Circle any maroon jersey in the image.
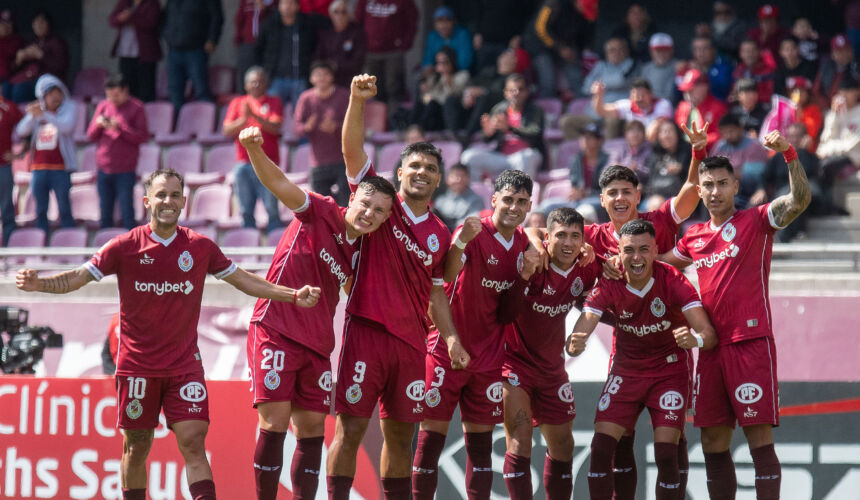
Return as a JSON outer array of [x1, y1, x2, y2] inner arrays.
[[428, 217, 530, 372], [347, 160, 451, 353], [584, 198, 683, 259], [504, 258, 600, 374], [673, 204, 780, 345], [583, 262, 702, 376], [85, 226, 236, 377], [251, 191, 358, 357]]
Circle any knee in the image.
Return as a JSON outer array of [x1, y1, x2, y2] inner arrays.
[[175, 428, 208, 457], [336, 420, 366, 451], [123, 433, 154, 465], [548, 434, 574, 461], [507, 425, 533, 455]]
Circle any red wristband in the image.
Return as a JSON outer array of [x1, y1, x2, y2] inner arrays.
[[782, 145, 798, 163], [293, 289, 297, 304], [693, 146, 707, 161]]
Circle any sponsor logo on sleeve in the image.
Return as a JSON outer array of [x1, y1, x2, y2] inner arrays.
[[178, 250, 194, 272]]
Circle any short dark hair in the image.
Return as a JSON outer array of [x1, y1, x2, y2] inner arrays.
[[145, 168, 185, 193], [400, 141, 443, 170], [356, 174, 396, 200], [619, 219, 655, 238], [698, 155, 735, 176], [505, 73, 527, 87], [448, 162, 469, 175], [435, 46, 458, 70], [598, 165, 639, 189], [494, 169, 533, 196], [718, 113, 741, 129], [735, 77, 757, 93], [310, 60, 335, 75], [624, 119, 646, 133], [104, 73, 128, 89], [547, 207, 584, 232], [630, 78, 652, 91]]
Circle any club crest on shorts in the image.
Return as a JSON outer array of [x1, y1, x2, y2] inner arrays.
[[126, 399, 143, 420], [598, 393, 611, 411], [427, 234, 440, 252], [425, 387, 441, 407], [346, 383, 362, 404], [721, 222, 736, 242], [650, 297, 666, 318], [264, 369, 280, 390], [178, 250, 194, 272], [558, 383, 574, 403], [735, 383, 763, 404], [507, 372, 520, 387], [659, 391, 684, 411], [406, 380, 426, 402], [486, 382, 503, 403], [571, 276, 584, 297], [318, 371, 332, 392]]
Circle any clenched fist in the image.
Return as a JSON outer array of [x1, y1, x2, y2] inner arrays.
[[457, 216, 483, 244], [350, 74, 378, 101], [239, 126, 264, 149]]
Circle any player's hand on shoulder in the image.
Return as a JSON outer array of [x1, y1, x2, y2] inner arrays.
[[350, 74, 378, 100], [673, 326, 697, 349], [579, 242, 596, 267], [294, 285, 322, 308], [15, 269, 39, 292], [447, 338, 471, 370], [458, 216, 483, 244], [601, 255, 623, 280], [521, 246, 541, 279], [238, 126, 264, 149], [566, 332, 588, 356], [763, 130, 790, 153]]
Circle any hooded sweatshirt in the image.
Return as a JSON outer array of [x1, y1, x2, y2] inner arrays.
[[15, 74, 77, 171]]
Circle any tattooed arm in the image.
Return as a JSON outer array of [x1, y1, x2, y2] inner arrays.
[[16, 267, 95, 294], [762, 131, 812, 228]]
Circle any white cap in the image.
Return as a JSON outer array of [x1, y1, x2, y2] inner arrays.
[[649, 33, 673, 49]]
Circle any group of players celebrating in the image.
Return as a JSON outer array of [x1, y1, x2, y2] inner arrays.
[[17, 72, 811, 500]]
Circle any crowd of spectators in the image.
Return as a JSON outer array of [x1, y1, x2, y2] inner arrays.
[[2, 0, 860, 246]]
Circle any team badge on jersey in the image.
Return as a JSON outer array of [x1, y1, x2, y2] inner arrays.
[[425, 387, 441, 407], [263, 369, 280, 390], [486, 382, 503, 403], [558, 383, 574, 403], [650, 297, 666, 317], [571, 276, 584, 296], [126, 399, 143, 420], [346, 383, 362, 404], [721, 222, 737, 242], [507, 372, 520, 387], [516, 252, 524, 273], [178, 251, 194, 272], [427, 234, 440, 252], [598, 393, 611, 411], [259, 103, 270, 115]]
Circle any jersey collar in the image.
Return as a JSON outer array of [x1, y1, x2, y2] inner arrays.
[[625, 277, 655, 298], [149, 229, 177, 246], [401, 201, 429, 224], [493, 231, 515, 251], [550, 260, 577, 277], [709, 213, 735, 231]]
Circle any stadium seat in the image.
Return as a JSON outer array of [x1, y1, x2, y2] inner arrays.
[[69, 185, 101, 227], [365, 100, 387, 134], [377, 142, 406, 176], [198, 105, 232, 146], [603, 138, 627, 158], [72, 67, 108, 101], [47, 227, 88, 264], [193, 226, 217, 241], [208, 65, 236, 104], [535, 98, 563, 128], [7, 228, 47, 265], [469, 181, 493, 209], [184, 184, 232, 227], [435, 141, 463, 167], [155, 102, 216, 145], [266, 226, 286, 245], [143, 101, 174, 137], [164, 144, 206, 185], [220, 228, 261, 263], [136, 144, 161, 178], [16, 190, 58, 226], [205, 144, 238, 184], [71, 145, 98, 185], [566, 98, 591, 116], [288, 144, 311, 183], [92, 227, 127, 248], [542, 179, 573, 201], [281, 102, 299, 145]]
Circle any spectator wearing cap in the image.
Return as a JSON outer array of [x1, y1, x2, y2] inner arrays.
[[786, 76, 822, 151], [709, 1, 748, 59], [0, 10, 22, 98], [729, 78, 770, 138], [610, 4, 656, 63], [591, 77, 672, 133], [640, 33, 678, 103], [747, 4, 789, 60], [817, 74, 860, 212], [813, 34, 860, 109], [314, 0, 366, 87], [421, 6, 472, 73], [524, 0, 593, 99], [0, 85, 21, 244], [582, 37, 637, 104], [109, 0, 162, 102], [163, 0, 223, 113], [86, 74, 148, 229], [733, 38, 776, 103], [675, 68, 727, 148], [233, 0, 274, 92], [712, 113, 769, 207], [773, 36, 817, 97], [677, 36, 734, 102], [354, 0, 417, 107], [8, 10, 69, 103]]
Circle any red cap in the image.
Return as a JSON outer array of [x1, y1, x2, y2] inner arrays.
[[831, 34, 850, 51], [786, 76, 812, 90], [757, 4, 779, 20], [678, 69, 709, 92]]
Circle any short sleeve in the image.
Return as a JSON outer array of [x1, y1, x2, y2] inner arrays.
[[582, 283, 608, 317], [223, 98, 241, 126], [670, 270, 703, 311], [762, 203, 784, 231], [206, 240, 237, 279], [84, 237, 121, 281], [347, 157, 375, 188], [673, 236, 692, 261], [292, 189, 316, 222]]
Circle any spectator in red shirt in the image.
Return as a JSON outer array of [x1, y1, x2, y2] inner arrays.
[[294, 61, 350, 205], [787, 76, 823, 152], [0, 93, 22, 244], [8, 10, 69, 103], [109, 0, 162, 102], [223, 66, 284, 230], [87, 74, 148, 229], [746, 4, 789, 60], [354, 0, 417, 106], [675, 68, 727, 149], [0, 10, 22, 98], [734, 38, 776, 103], [301, 0, 333, 15], [233, 0, 274, 92]]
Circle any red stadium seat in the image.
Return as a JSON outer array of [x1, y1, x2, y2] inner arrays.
[[198, 105, 232, 146], [535, 98, 563, 128], [435, 141, 463, 168], [72, 145, 98, 185], [73, 99, 89, 145], [288, 144, 311, 183], [566, 98, 591, 116], [164, 143, 203, 175], [469, 181, 493, 209], [542, 179, 573, 201], [220, 228, 261, 263], [205, 144, 238, 184]]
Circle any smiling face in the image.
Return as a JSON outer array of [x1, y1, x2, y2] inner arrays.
[[600, 180, 641, 225], [619, 232, 657, 283], [144, 174, 186, 231], [546, 222, 583, 269], [491, 187, 531, 232], [698, 167, 739, 220], [345, 188, 393, 235], [397, 152, 442, 202]]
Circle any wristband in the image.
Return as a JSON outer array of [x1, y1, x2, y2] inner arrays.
[[454, 237, 467, 250], [693, 146, 707, 161], [782, 145, 798, 164], [692, 332, 704, 348], [293, 289, 297, 304]]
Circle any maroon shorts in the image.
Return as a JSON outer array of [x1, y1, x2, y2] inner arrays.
[[116, 371, 209, 429], [593, 370, 690, 431], [423, 345, 504, 425], [248, 322, 333, 413], [502, 356, 575, 426], [335, 317, 426, 422], [693, 337, 779, 428]]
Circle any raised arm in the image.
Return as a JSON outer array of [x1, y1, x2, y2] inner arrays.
[[674, 121, 708, 220], [16, 268, 94, 294], [565, 309, 601, 356], [675, 306, 718, 351], [342, 74, 376, 178], [762, 130, 812, 228], [222, 267, 321, 307], [442, 216, 482, 282], [590, 81, 618, 119], [239, 126, 307, 210], [428, 285, 471, 370]]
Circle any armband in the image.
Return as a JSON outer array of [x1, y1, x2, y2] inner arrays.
[[692, 332, 704, 348], [782, 145, 798, 164], [453, 237, 467, 250]]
